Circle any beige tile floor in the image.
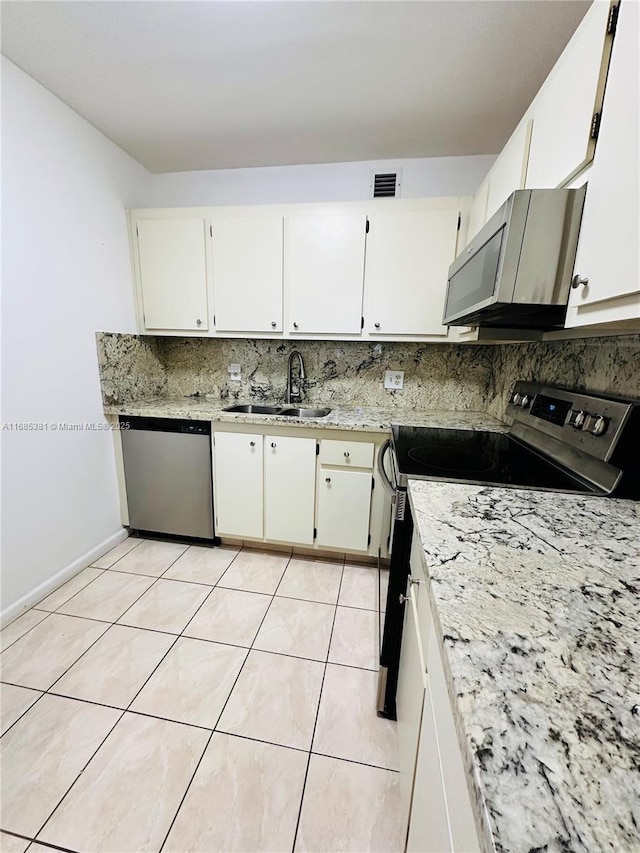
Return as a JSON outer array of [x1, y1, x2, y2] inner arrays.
[[0, 538, 403, 853]]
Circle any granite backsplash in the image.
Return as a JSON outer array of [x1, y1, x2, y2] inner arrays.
[[96, 332, 640, 419]]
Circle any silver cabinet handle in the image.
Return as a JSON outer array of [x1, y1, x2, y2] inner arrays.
[[293, 322, 299, 329], [325, 477, 331, 483], [344, 451, 350, 458], [271, 321, 277, 328], [196, 319, 202, 326], [571, 274, 589, 289], [271, 442, 276, 448], [374, 322, 381, 329], [399, 593, 408, 604], [249, 441, 255, 447]]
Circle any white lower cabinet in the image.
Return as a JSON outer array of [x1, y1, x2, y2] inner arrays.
[[316, 468, 372, 552], [213, 431, 263, 539], [264, 435, 316, 544], [398, 532, 480, 853], [212, 427, 390, 555]]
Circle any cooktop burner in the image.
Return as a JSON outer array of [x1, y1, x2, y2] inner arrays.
[[407, 445, 497, 475], [392, 426, 597, 493]]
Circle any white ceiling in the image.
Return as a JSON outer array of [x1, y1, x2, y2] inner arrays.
[[1, 0, 591, 174]]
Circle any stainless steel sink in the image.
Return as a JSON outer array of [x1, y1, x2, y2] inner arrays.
[[223, 404, 284, 414], [223, 404, 332, 418], [279, 407, 332, 418]]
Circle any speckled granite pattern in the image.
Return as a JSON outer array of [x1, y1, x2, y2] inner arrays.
[[96, 333, 640, 421], [96, 332, 494, 410], [159, 337, 495, 410], [105, 397, 506, 434], [489, 334, 640, 422], [96, 332, 166, 405], [408, 480, 640, 853]]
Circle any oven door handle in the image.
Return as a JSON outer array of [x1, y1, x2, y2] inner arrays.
[[377, 439, 397, 502]]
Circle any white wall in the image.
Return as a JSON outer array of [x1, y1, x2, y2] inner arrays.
[[1, 58, 151, 615], [142, 155, 494, 207]]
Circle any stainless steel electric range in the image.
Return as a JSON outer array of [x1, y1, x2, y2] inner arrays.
[[376, 382, 640, 719]]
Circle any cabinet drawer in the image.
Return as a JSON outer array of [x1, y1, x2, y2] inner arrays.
[[319, 439, 374, 468]]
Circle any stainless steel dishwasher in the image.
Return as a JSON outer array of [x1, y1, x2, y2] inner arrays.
[[120, 416, 215, 540]]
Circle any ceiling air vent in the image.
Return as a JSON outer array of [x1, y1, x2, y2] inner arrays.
[[371, 170, 401, 199]]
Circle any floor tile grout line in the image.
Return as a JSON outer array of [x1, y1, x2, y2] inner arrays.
[[0, 687, 47, 741], [0, 829, 81, 853], [291, 557, 346, 852], [30, 567, 108, 617], [0, 611, 54, 656], [157, 730, 215, 853], [309, 750, 400, 774], [105, 544, 197, 627], [177, 546, 245, 636], [90, 533, 146, 571], [34, 621, 187, 845], [32, 705, 128, 845], [157, 572, 271, 853]]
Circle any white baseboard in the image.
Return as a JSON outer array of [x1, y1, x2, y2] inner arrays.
[[1, 528, 129, 628]]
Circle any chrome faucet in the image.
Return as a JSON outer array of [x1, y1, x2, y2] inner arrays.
[[285, 350, 306, 404]]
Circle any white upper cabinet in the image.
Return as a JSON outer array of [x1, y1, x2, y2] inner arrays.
[[565, 0, 640, 327], [211, 215, 283, 334], [364, 207, 460, 337], [526, 0, 614, 190], [467, 175, 490, 241], [285, 213, 367, 335], [136, 218, 209, 332], [484, 119, 533, 223]]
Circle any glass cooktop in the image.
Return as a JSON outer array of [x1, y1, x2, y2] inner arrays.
[[391, 426, 598, 494]]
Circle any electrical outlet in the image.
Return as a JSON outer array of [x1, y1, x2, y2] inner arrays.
[[384, 370, 404, 390], [227, 363, 241, 382]]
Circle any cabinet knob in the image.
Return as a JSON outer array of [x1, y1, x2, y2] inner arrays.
[[271, 321, 277, 328], [293, 322, 299, 329], [196, 318, 203, 326], [325, 477, 331, 483], [344, 451, 350, 458], [271, 442, 276, 448], [249, 441, 255, 447], [399, 593, 409, 604], [374, 322, 381, 329], [571, 274, 589, 289]]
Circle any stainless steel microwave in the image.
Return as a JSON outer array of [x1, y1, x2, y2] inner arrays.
[[442, 187, 586, 330]]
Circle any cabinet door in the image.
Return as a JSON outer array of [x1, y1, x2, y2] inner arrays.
[[137, 218, 209, 332], [264, 436, 316, 545], [397, 584, 451, 853], [406, 678, 453, 853], [286, 214, 366, 334], [526, 1, 613, 190], [566, 0, 639, 321], [365, 209, 459, 337], [467, 176, 490, 241], [316, 469, 371, 552], [213, 432, 263, 539], [211, 216, 283, 333], [485, 119, 533, 222], [427, 623, 480, 852]]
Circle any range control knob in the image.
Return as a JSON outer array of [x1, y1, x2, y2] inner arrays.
[[511, 392, 523, 406], [519, 394, 531, 409], [589, 415, 609, 436], [569, 409, 587, 429]]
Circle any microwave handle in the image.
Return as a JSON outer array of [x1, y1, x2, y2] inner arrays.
[[377, 439, 397, 502]]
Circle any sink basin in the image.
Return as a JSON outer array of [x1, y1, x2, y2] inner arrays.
[[223, 403, 332, 419], [279, 407, 332, 418], [223, 404, 283, 414]]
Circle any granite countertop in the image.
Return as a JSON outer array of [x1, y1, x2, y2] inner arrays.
[[408, 480, 640, 853], [104, 396, 506, 434]]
